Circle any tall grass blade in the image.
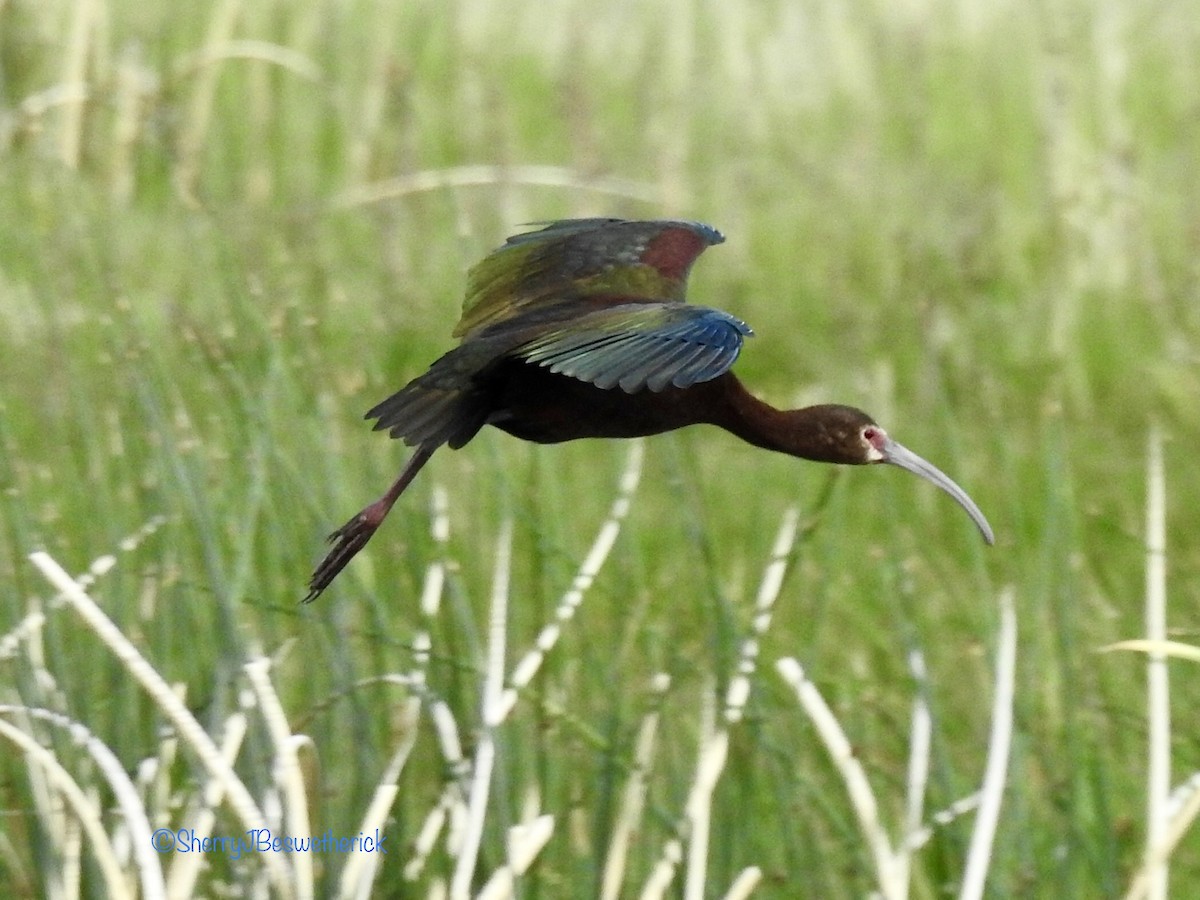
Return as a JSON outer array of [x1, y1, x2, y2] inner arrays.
[[959, 588, 1017, 900], [601, 673, 671, 900], [1141, 424, 1169, 900], [684, 688, 722, 900], [896, 650, 932, 898], [449, 519, 513, 900]]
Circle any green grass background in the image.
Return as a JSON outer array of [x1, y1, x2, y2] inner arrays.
[[2, 0, 1198, 895]]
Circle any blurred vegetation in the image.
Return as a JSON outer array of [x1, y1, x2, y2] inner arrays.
[[1, 0, 1198, 895]]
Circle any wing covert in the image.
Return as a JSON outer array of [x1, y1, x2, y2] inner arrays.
[[453, 219, 725, 339], [517, 303, 752, 393]]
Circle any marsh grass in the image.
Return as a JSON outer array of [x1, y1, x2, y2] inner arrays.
[[2, 0, 1199, 896]]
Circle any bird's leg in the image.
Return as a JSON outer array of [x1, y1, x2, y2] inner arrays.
[[305, 444, 437, 602]]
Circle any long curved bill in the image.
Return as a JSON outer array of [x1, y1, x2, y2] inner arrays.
[[879, 438, 995, 545]]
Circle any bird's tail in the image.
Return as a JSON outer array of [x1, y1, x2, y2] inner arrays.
[[365, 345, 491, 450]]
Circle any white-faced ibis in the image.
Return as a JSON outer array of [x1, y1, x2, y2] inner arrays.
[[307, 218, 993, 600]]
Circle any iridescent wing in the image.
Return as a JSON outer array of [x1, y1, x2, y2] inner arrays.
[[517, 303, 752, 393], [453, 218, 725, 339], [367, 219, 745, 447]]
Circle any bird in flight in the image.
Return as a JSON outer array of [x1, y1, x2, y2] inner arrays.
[[307, 218, 993, 600]]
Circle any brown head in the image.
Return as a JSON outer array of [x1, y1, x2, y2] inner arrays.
[[787, 404, 995, 545]]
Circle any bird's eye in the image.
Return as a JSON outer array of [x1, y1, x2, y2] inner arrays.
[[861, 426, 886, 452]]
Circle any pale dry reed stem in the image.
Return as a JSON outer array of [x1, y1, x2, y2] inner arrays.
[[333, 165, 661, 209], [165, 710, 250, 899], [1123, 425, 1182, 900], [1, 516, 167, 661], [640, 689, 719, 899], [393, 487, 458, 881], [476, 815, 555, 900], [725, 507, 799, 723], [431, 694, 472, 857], [404, 780, 469, 883], [404, 799, 449, 882], [172, 40, 322, 82], [722, 866, 762, 900], [412, 484, 452, 693], [174, 0, 243, 204], [338, 697, 421, 900], [0, 707, 166, 899], [600, 673, 671, 900], [1101, 640, 1200, 663], [901, 794, 982, 853], [0, 716, 133, 898], [960, 588, 1017, 900], [110, 45, 154, 203], [420, 486, 451, 621], [649, 507, 798, 900], [1125, 786, 1200, 900], [775, 657, 900, 899], [498, 442, 643, 721], [1123, 768, 1200, 900], [402, 486, 465, 882], [244, 657, 313, 899], [894, 650, 932, 898], [778, 587, 1014, 900], [28, 551, 295, 898], [1141, 424, 1169, 900], [57, 0, 99, 166], [483, 521, 515, 726], [684, 687, 721, 900], [346, 0, 408, 183], [640, 835, 683, 898], [449, 520, 513, 900]]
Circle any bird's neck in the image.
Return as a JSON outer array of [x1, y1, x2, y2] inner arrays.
[[710, 376, 854, 464]]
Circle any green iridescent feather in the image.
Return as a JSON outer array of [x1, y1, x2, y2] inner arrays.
[[370, 218, 752, 446], [453, 218, 725, 338]]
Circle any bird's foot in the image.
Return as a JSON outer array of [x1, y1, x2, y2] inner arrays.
[[304, 505, 385, 602]]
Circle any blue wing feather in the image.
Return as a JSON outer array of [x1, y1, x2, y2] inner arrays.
[[518, 303, 752, 393]]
